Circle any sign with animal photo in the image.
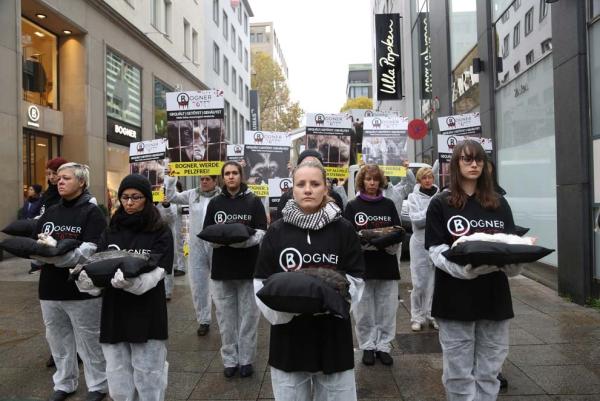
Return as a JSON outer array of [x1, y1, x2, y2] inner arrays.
[[243, 131, 291, 197], [363, 116, 409, 177], [226, 144, 245, 163], [305, 113, 353, 180], [437, 112, 482, 136], [268, 177, 293, 209], [129, 138, 168, 202], [165, 90, 226, 176]]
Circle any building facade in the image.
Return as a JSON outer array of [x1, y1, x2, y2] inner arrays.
[[250, 21, 289, 79], [0, 0, 255, 228], [346, 63, 373, 99], [371, 0, 600, 303]]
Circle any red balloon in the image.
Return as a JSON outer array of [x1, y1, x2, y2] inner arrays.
[[408, 119, 428, 140]]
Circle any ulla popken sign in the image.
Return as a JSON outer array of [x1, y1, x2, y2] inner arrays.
[[375, 13, 402, 101]]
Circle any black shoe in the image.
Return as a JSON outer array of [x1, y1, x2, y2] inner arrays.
[[29, 264, 41, 274], [240, 364, 254, 378], [48, 390, 75, 401], [46, 355, 55, 368], [362, 350, 375, 366], [197, 324, 210, 336], [224, 366, 238, 378], [376, 351, 394, 366], [85, 391, 106, 401], [174, 270, 186, 277], [498, 372, 508, 389]]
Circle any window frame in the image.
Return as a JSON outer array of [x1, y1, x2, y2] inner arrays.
[[213, 42, 220, 74], [513, 21, 520, 48], [222, 11, 229, 40], [223, 56, 229, 84], [524, 7, 534, 36], [213, 0, 219, 26]]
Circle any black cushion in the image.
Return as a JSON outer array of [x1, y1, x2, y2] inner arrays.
[[442, 241, 554, 268], [0, 237, 81, 259], [257, 269, 350, 319], [359, 225, 405, 250], [514, 226, 530, 236], [81, 251, 156, 287], [1, 219, 37, 237], [197, 223, 256, 245]]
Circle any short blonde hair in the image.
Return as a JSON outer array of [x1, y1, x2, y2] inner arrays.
[[57, 162, 90, 188], [416, 167, 433, 183]]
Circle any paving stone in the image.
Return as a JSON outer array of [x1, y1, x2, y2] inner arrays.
[[188, 371, 264, 399], [524, 365, 600, 394], [499, 360, 546, 396], [508, 344, 579, 367]]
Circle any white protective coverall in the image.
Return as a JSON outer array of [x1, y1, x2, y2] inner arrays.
[[165, 175, 219, 325], [157, 203, 177, 298], [406, 183, 439, 325]]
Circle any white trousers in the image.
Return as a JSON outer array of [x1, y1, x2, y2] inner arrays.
[[102, 340, 168, 401], [40, 298, 107, 393], [352, 280, 398, 353], [271, 367, 357, 401], [437, 319, 510, 401], [188, 245, 212, 325], [211, 279, 259, 367], [164, 268, 174, 298], [409, 236, 435, 324]]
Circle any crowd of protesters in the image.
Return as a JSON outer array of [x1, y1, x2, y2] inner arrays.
[[13, 140, 525, 401]]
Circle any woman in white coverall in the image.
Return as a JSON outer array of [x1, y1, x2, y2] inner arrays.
[[407, 167, 439, 331], [164, 174, 220, 336]]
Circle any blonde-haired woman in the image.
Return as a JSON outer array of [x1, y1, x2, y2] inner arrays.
[[407, 167, 439, 331]]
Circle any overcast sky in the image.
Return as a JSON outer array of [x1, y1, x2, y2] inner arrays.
[[249, 0, 373, 116]]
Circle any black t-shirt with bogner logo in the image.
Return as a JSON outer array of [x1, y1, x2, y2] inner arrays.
[[343, 197, 401, 280], [425, 191, 516, 321], [203, 185, 268, 280], [35, 191, 107, 301], [97, 226, 174, 344], [255, 218, 365, 374]]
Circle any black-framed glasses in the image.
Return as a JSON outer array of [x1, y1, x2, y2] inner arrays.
[[460, 155, 485, 165], [120, 195, 145, 202]]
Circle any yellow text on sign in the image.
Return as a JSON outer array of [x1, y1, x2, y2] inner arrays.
[[152, 189, 165, 203], [380, 165, 407, 177], [169, 161, 223, 176], [248, 184, 269, 197], [325, 166, 349, 180]]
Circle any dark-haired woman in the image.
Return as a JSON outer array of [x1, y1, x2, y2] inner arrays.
[[202, 161, 267, 378], [343, 164, 400, 366], [424, 140, 523, 400], [255, 160, 365, 401], [76, 174, 173, 401]]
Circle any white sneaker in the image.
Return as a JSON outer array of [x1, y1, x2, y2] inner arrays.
[[429, 319, 439, 330], [411, 322, 422, 331]]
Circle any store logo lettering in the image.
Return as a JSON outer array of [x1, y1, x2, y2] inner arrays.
[[108, 244, 150, 255], [355, 212, 391, 226], [177, 93, 190, 108], [447, 215, 505, 237], [114, 124, 137, 138], [42, 222, 82, 235], [279, 178, 292, 191], [278, 247, 339, 271], [214, 211, 252, 224], [42, 222, 55, 235]]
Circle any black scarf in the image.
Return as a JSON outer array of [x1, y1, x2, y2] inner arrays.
[[420, 186, 438, 197], [110, 208, 145, 231]]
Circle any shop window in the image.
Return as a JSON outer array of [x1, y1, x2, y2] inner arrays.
[[21, 18, 58, 110], [154, 78, 173, 138], [525, 8, 534, 36], [22, 130, 60, 191], [106, 50, 141, 127], [526, 50, 535, 65]]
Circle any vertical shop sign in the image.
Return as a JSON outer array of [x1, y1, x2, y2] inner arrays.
[[375, 13, 403, 100], [418, 12, 432, 99], [249, 90, 260, 131]]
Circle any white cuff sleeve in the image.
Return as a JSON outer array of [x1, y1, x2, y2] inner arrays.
[[229, 229, 266, 248], [500, 263, 524, 277], [124, 267, 166, 295], [346, 274, 364, 312], [253, 279, 298, 325], [429, 244, 478, 280]]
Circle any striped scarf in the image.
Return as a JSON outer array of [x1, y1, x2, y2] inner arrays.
[[282, 200, 341, 230]]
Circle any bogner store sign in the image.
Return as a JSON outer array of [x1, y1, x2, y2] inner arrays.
[[107, 117, 141, 146], [375, 13, 403, 101]]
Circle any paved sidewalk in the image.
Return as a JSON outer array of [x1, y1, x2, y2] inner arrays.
[[1, 256, 600, 400]]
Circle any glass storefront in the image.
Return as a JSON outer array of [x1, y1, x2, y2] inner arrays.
[[106, 145, 130, 214], [154, 78, 173, 138], [106, 50, 142, 129], [21, 18, 58, 110], [22, 129, 60, 194], [494, 0, 557, 266]]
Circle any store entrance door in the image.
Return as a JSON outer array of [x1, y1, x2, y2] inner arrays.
[[22, 129, 61, 196]]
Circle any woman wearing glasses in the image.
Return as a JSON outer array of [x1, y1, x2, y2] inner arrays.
[[77, 174, 173, 401], [424, 140, 523, 400]]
